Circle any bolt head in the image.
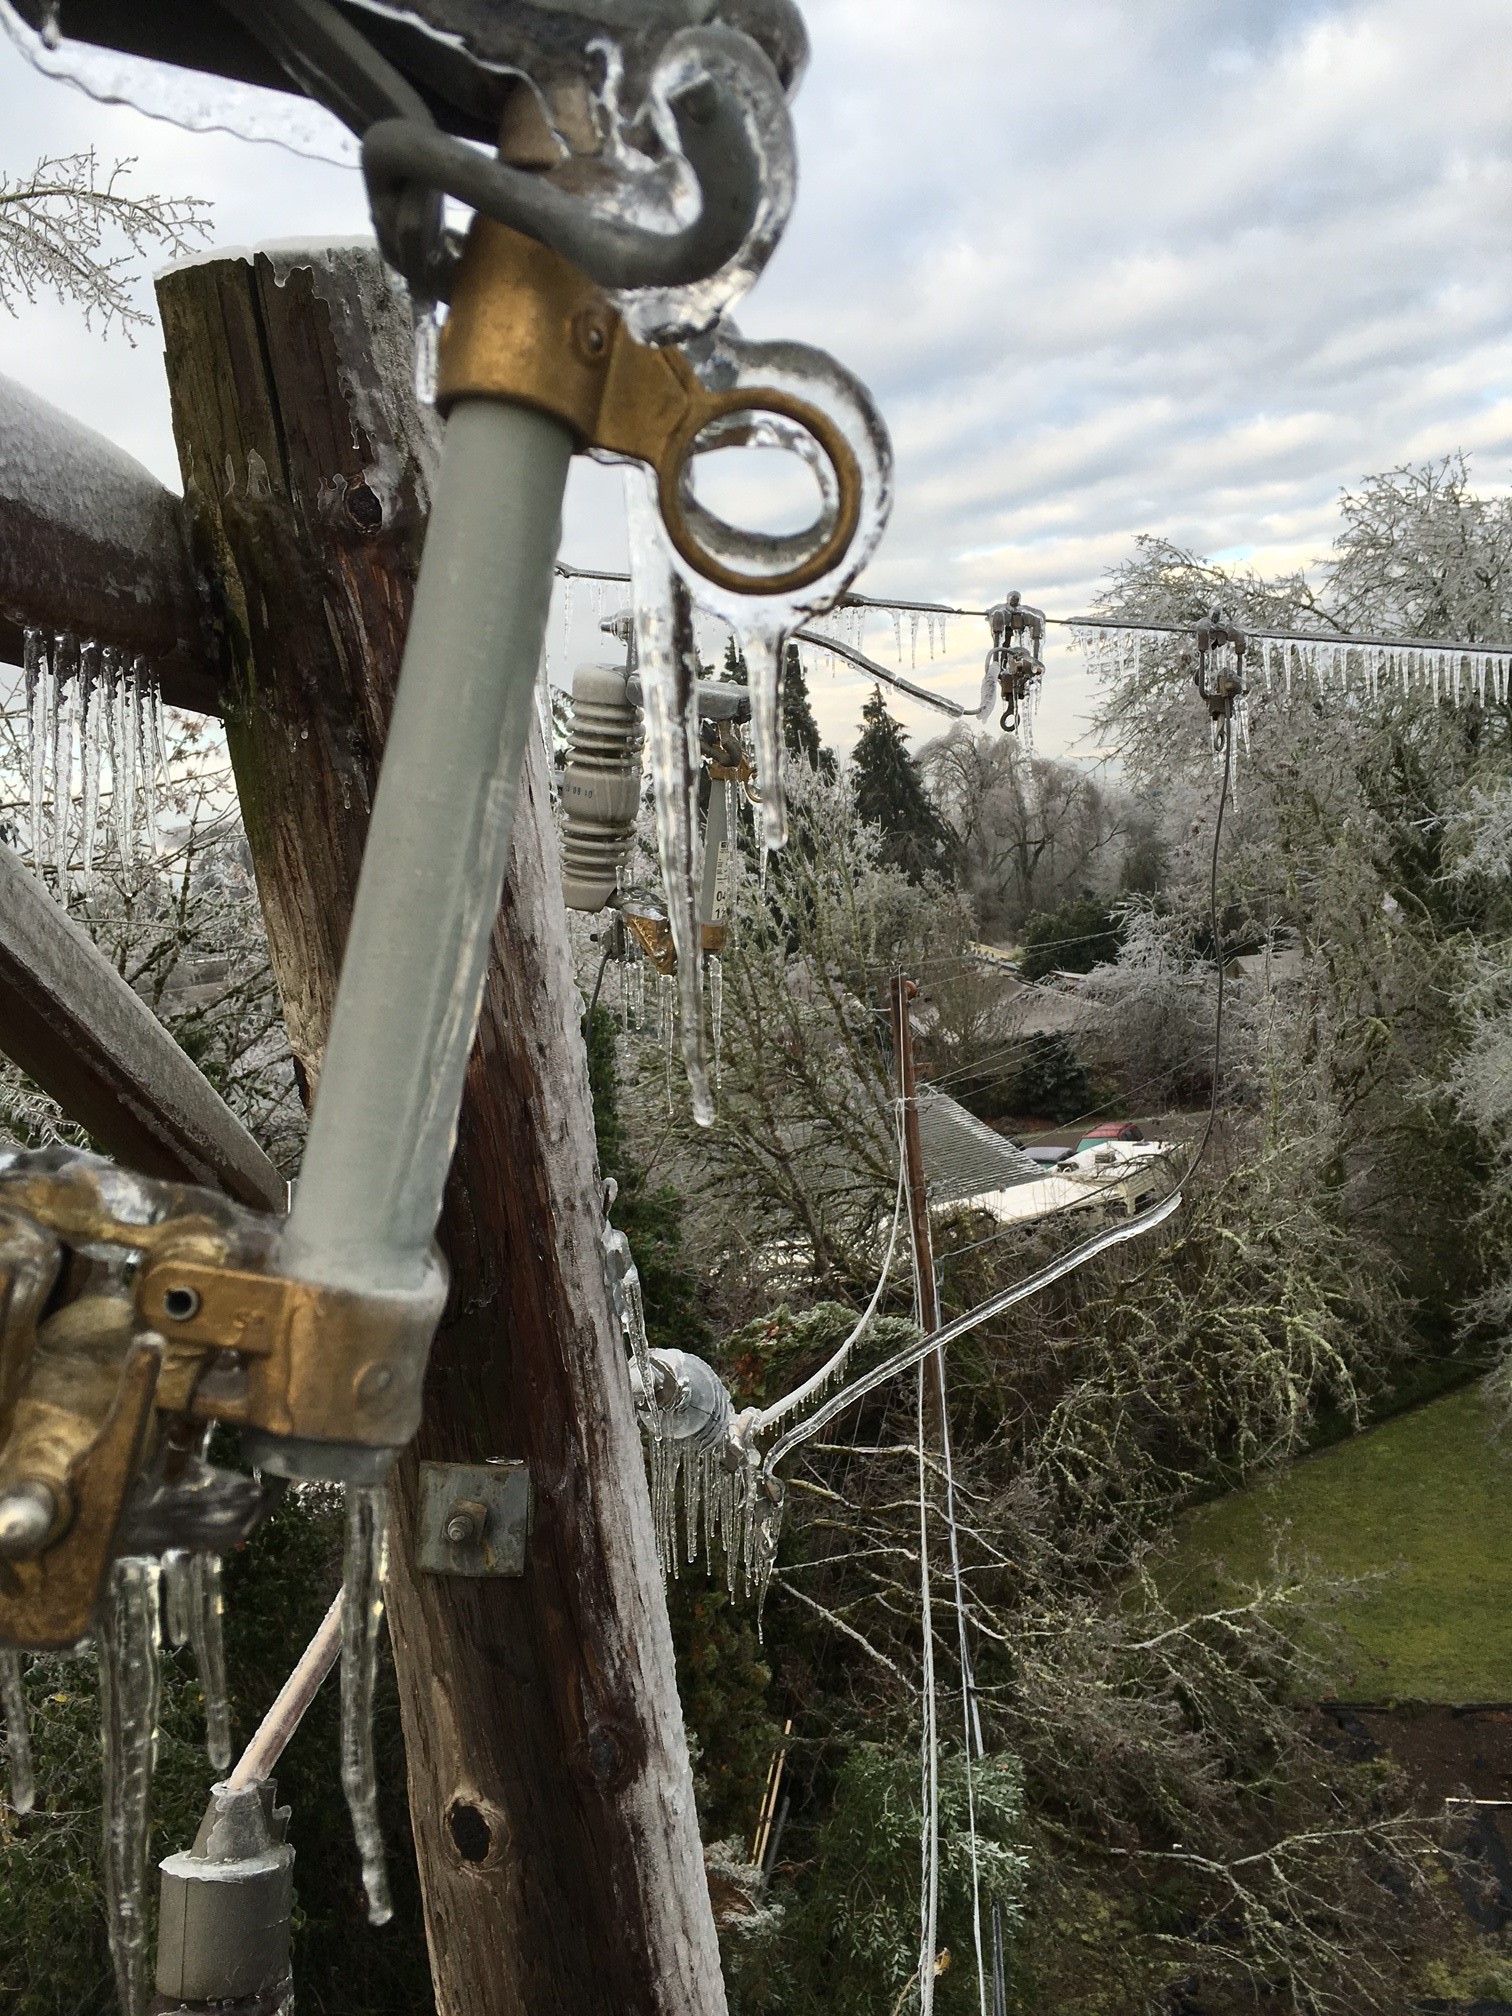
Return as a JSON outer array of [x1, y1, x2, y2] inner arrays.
[[355, 1362, 395, 1406], [572, 306, 611, 362]]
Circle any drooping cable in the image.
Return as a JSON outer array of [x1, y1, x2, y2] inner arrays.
[[764, 1185, 1183, 1478], [752, 1099, 909, 1434]]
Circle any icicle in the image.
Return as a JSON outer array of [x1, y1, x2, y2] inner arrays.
[[625, 475, 716, 1125], [79, 642, 103, 877], [535, 648, 557, 799], [99, 1555, 162, 2016], [412, 302, 441, 406], [892, 609, 903, 661], [51, 635, 76, 898], [115, 658, 138, 865], [24, 628, 49, 869], [1, 1650, 35, 1816], [562, 571, 577, 671], [341, 1486, 393, 1926], [162, 1549, 232, 1766], [742, 628, 788, 853], [132, 660, 158, 858], [710, 953, 724, 1088], [909, 611, 920, 667]]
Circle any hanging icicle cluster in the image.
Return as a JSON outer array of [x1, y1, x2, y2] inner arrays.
[[602, 1214, 782, 1604], [1072, 621, 1512, 713], [21, 627, 167, 900]]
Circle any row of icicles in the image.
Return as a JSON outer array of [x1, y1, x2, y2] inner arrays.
[[20, 627, 167, 899], [1074, 621, 1512, 708], [0, 1492, 391, 2016]]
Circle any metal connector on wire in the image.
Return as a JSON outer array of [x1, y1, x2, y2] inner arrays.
[[1192, 604, 1248, 749], [985, 591, 1047, 732]]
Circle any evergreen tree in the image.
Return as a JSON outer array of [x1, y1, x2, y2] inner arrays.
[[850, 685, 957, 883], [781, 642, 833, 773], [723, 635, 749, 683]]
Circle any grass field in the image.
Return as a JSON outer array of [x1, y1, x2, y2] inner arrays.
[[1161, 1383, 1512, 1703]]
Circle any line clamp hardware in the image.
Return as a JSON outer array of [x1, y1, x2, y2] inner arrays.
[[1191, 605, 1248, 749], [985, 591, 1047, 732], [0, 1149, 443, 1650], [438, 219, 863, 599]]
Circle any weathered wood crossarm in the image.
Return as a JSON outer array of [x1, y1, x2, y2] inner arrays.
[[0, 370, 224, 716], [0, 839, 284, 1210]]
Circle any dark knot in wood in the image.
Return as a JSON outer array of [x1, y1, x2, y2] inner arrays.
[[343, 478, 384, 534]]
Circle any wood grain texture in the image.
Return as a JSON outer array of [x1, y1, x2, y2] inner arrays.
[[156, 245, 727, 2016]]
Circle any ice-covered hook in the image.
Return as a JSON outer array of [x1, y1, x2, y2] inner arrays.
[[1192, 605, 1247, 751], [980, 591, 1047, 735]]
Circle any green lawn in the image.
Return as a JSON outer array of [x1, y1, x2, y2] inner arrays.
[[1161, 1384, 1512, 1703]]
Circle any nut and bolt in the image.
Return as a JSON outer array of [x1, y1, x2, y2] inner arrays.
[[444, 1499, 488, 1547]]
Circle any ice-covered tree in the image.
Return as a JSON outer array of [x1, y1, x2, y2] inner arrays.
[[0, 148, 210, 338]]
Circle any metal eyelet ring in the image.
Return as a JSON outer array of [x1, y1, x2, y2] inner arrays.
[[656, 387, 863, 599]]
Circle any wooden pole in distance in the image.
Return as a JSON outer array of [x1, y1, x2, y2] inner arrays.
[[890, 975, 940, 1334], [157, 245, 726, 2016]]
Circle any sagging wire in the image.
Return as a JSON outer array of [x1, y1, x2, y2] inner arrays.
[[751, 1100, 910, 1435], [554, 559, 1512, 687]]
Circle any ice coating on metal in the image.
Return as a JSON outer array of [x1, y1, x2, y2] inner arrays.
[[620, 321, 892, 858], [1, 1649, 35, 1816], [0, 0, 359, 162], [99, 1555, 163, 2016], [626, 480, 715, 1124], [605, 25, 797, 345], [341, 1487, 393, 1926]]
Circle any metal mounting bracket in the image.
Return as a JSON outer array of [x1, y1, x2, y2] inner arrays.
[[415, 1460, 530, 1578]]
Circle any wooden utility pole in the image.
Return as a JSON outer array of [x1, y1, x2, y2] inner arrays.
[[890, 974, 940, 1334], [156, 245, 726, 2016]]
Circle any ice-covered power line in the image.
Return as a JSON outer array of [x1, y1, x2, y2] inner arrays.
[[555, 560, 1512, 663]]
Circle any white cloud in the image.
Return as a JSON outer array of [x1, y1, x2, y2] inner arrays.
[[2, 1, 1510, 760]]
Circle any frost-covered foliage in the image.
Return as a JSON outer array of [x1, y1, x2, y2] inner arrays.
[[723, 1744, 1027, 2016], [615, 760, 977, 1313], [1077, 905, 1221, 1107], [1444, 777, 1512, 1363], [0, 685, 303, 1170], [919, 722, 1134, 937], [0, 150, 209, 339], [1326, 454, 1512, 645]]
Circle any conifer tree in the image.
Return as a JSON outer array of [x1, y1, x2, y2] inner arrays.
[[782, 643, 833, 774], [850, 685, 957, 883]]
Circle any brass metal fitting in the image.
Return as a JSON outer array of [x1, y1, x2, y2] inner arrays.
[[0, 1153, 443, 1649], [437, 219, 862, 599]]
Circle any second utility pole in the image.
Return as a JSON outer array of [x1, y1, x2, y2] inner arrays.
[[890, 975, 940, 1334]]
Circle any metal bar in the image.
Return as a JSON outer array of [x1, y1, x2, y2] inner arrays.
[[0, 841, 284, 1210], [225, 1590, 343, 1791], [792, 628, 967, 717], [280, 397, 573, 1294], [698, 768, 727, 928], [0, 372, 223, 715]]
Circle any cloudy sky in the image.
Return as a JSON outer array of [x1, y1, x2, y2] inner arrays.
[[2, 0, 1511, 757]]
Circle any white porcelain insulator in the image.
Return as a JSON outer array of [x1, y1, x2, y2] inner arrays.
[[560, 662, 644, 912]]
